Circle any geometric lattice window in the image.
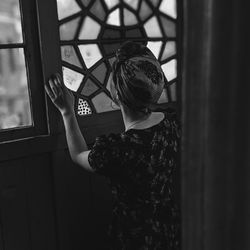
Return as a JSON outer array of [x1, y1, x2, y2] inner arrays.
[[56, 0, 178, 116]]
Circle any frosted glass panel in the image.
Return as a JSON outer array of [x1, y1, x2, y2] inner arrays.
[[151, 0, 160, 7], [81, 79, 99, 96], [139, 0, 153, 21], [78, 98, 92, 115], [124, 0, 139, 10], [147, 41, 162, 59], [160, 16, 176, 37], [159, 0, 177, 19], [90, 1, 106, 21], [92, 92, 113, 113], [124, 8, 138, 26], [79, 16, 101, 40], [162, 59, 177, 81], [161, 42, 176, 61], [107, 8, 120, 26], [62, 67, 84, 91], [57, 0, 81, 20], [79, 44, 102, 68], [104, 0, 119, 9], [0, 0, 23, 44], [81, 0, 91, 6], [61, 46, 82, 68], [157, 88, 168, 104], [92, 63, 107, 84], [144, 17, 162, 37], [60, 17, 81, 40], [0, 49, 32, 130]]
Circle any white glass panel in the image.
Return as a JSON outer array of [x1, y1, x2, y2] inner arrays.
[[59, 17, 80, 40], [124, 0, 139, 10], [107, 8, 120, 26], [104, 0, 119, 9], [78, 98, 92, 115], [124, 8, 138, 26], [0, 0, 23, 44], [79, 16, 101, 40], [139, 0, 152, 21], [157, 88, 168, 103], [56, 0, 81, 20], [144, 17, 162, 37], [0, 48, 32, 130], [162, 59, 177, 81], [79, 44, 102, 68], [62, 66, 83, 91], [159, 0, 177, 19], [92, 92, 115, 113], [61, 46, 82, 68], [161, 41, 176, 61], [147, 41, 162, 59]]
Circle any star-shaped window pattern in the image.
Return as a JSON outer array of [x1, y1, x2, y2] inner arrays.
[[57, 0, 178, 116]]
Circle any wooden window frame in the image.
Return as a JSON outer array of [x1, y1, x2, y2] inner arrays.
[[0, 0, 48, 142]]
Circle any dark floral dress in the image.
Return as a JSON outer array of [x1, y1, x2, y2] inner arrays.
[[88, 111, 181, 250]]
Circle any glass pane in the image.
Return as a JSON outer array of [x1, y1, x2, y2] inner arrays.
[[124, 8, 138, 26], [0, 48, 32, 130], [81, 0, 91, 7], [104, 0, 119, 9], [161, 41, 176, 61], [160, 16, 176, 37], [144, 17, 162, 38], [125, 28, 143, 38], [59, 17, 81, 40], [92, 63, 107, 84], [62, 66, 84, 91], [157, 88, 169, 104], [90, 1, 106, 21], [159, 0, 177, 19], [56, 0, 81, 20], [139, 0, 153, 21], [79, 44, 102, 68], [147, 41, 163, 59], [81, 78, 99, 96], [169, 82, 177, 101], [103, 28, 121, 39], [107, 8, 120, 26], [77, 98, 92, 115], [151, 0, 160, 7], [162, 59, 177, 81], [92, 92, 114, 113], [0, 0, 23, 44], [79, 16, 101, 40], [61, 46, 82, 68], [124, 0, 139, 10]]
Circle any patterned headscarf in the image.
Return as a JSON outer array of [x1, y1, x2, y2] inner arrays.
[[111, 41, 166, 113]]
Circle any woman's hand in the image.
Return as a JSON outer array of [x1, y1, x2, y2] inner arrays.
[[45, 73, 74, 116]]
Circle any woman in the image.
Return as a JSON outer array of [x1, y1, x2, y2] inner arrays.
[[45, 41, 181, 250]]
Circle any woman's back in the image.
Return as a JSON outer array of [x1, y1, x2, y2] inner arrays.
[[88, 110, 181, 250]]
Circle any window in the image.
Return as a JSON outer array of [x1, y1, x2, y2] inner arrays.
[[56, 0, 179, 117], [0, 0, 47, 141]]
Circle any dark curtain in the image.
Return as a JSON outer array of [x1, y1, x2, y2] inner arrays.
[[181, 0, 250, 249]]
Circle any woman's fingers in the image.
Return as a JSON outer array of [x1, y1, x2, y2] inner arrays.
[[45, 84, 55, 100], [53, 75, 64, 96], [49, 78, 60, 97]]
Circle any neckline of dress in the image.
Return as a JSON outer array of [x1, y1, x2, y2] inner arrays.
[[125, 112, 166, 133]]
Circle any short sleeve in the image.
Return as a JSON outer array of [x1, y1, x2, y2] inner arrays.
[[88, 133, 124, 178]]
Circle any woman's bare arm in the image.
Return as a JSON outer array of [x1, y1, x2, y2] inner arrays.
[[45, 73, 94, 172]]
